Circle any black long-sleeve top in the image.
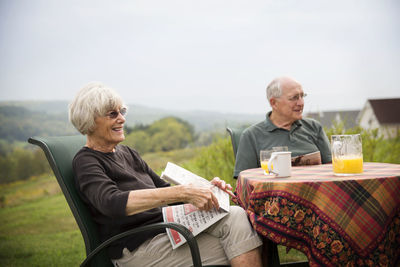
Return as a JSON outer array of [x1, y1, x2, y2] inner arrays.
[[73, 145, 170, 259]]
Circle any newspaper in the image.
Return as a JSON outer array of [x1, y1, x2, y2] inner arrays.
[[291, 151, 322, 166], [161, 162, 230, 249]]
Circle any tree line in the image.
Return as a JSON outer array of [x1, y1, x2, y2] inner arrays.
[[0, 105, 77, 145], [0, 147, 50, 184], [123, 116, 196, 154], [0, 116, 196, 184]]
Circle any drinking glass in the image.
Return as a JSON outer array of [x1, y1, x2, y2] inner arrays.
[[260, 150, 274, 175], [273, 146, 288, 152]]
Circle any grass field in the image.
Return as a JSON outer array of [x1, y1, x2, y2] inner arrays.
[[0, 151, 307, 266], [0, 176, 85, 266]]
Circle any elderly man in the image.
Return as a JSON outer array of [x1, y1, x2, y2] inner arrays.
[[234, 76, 332, 177]]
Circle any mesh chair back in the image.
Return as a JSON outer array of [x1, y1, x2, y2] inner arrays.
[[226, 127, 244, 158], [28, 135, 112, 267]]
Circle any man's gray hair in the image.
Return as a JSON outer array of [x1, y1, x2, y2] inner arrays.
[[69, 82, 125, 135], [266, 77, 283, 101]]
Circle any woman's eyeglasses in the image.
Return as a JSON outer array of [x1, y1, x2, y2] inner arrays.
[[105, 107, 127, 119]]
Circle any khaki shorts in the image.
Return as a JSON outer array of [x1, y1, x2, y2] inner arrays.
[[112, 206, 262, 267]]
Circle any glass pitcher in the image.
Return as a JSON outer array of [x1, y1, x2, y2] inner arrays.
[[331, 134, 363, 176]]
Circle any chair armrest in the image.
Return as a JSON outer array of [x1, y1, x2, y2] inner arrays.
[[80, 222, 202, 267]]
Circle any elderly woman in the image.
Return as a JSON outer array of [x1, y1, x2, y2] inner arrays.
[[69, 82, 263, 267]]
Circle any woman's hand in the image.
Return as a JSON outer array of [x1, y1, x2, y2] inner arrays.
[[183, 184, 220, 211], [126, 177, 236, 215], [210, 177, 235, 198]]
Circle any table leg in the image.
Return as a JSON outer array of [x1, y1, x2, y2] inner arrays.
[[261, 236, 280, 267]]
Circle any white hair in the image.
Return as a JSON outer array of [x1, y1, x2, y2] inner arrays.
[[69, 82, 125, 135], [266, 77, 283, 101]]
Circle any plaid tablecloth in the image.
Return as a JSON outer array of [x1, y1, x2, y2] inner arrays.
[[235, 162, 400, 267]]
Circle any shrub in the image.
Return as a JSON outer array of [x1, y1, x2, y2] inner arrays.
[[183, 137, 236, 186], [0, 148, 50, 184]]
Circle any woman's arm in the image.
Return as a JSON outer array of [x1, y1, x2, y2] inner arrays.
[[125, 184, 219, 216]]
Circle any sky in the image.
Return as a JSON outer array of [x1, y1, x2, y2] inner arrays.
[[0, 0, 399, 115]]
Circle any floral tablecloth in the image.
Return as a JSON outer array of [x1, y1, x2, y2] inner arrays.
[[235, 162, 400, 267]]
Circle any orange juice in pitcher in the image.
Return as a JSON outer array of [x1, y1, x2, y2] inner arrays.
[[331, 134, 363, 176], [332, 156, 363, 174]]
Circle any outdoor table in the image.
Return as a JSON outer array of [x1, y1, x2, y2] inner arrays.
[[235, 162, 400, 267]]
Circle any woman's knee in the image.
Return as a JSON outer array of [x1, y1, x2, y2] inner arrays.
[[229, 206, 248, 220], [207, 205, 254, 238], [226, 206, 252, 229]]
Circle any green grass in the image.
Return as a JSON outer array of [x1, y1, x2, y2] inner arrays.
[[0, 174, 61, 208], [0, 193, 85, 266]]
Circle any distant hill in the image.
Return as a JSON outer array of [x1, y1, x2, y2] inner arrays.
[[0, 103, 77, 142], [0, 101, 264, 141], [126, 104, 264, 131]]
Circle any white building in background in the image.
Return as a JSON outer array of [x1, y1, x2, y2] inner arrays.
[[357, 98, 400, 139]]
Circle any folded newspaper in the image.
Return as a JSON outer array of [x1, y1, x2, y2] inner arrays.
[[160, 162, 230, 249], [291, 151, 322, 166]]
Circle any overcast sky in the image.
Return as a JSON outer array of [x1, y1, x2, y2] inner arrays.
[[0, 0, 399, 114]]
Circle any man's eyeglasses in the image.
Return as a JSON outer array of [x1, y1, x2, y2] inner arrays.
[[105, 107, 127, 119], [287, 93, 307, 102]]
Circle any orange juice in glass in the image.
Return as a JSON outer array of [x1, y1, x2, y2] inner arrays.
[[260, 150, 273, 175], [261, 161, 273, 173], [331, 134, 363, 176]]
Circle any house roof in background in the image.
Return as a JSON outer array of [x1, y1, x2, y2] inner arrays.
[[305, 110, 360, 129], [368, 98, 400, 124]]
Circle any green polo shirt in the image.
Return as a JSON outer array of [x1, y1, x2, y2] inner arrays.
[[233, 112, 332, 177]]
